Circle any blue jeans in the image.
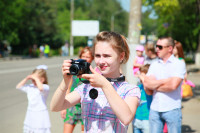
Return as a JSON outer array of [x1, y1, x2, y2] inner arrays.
[[132, 119, 150, 133], [149, 108, 182, 133]]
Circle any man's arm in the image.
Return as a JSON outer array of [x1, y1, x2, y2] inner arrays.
[[156, 77, 183, 92], [143, 75, 163, 90], [143, 75, 183, 92]]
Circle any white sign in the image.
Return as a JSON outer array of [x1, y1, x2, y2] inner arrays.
[[72, 20, 99, 36]]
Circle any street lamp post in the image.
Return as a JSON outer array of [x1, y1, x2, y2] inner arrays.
[[111, 10, 123, 31]]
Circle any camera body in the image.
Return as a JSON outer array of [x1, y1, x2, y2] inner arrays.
[[69, 59, 90, 76]]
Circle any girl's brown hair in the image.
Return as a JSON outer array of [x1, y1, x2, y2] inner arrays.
[[139, 64, 150, 74], [78, 46, 94, 60], [93, 31, 130, 63], [174, 41, 184, 59], [32, 69, 48, 84]]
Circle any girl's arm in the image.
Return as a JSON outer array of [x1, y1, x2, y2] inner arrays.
[[16, 75, 31, 89], [66, 78, 73, 94], [60, 78, 73, 119], [102, 81, 139, 126], [51, 59, 81, 112], [133, 58, 137, 67], [50, 79, 81, 112], [82, 66, 139, 126]]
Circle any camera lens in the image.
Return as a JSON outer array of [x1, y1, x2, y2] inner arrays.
[[69, 64, 79, 75]]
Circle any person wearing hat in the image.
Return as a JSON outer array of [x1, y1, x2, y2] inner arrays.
[[133, 45, 145, 76]]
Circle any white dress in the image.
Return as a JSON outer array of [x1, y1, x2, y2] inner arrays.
[[19, 84, 51, 133]]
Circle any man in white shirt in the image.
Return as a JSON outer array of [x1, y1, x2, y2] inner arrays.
[[142, 37, 186, 133]]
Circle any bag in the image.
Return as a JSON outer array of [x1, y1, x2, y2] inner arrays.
[[182, 81, 193, 98]]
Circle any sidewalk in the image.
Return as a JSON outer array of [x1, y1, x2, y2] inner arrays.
[[182, 64, 200, 133]]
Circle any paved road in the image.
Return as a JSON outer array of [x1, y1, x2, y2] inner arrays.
[[0, 56, 199, 133], [0, 56, 74, 133]]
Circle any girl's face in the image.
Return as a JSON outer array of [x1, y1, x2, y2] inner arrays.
[[94, 41, 123, 78], [81, 51, 93, 63], [136, 50, 143, 57]]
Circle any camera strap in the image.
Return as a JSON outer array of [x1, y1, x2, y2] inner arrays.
[[106, 76, 125, 82], [80, 75, 125, 84]]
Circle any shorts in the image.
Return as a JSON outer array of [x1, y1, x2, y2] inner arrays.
[[64, 105, 83, 125]]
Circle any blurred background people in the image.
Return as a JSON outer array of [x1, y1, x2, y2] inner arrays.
[[143, 37, 186, 133], [40, 44, 45, 57], [173, 40, 185, 61], [133, 45, 145, 76], [61, 41, 69, 57], [144, 42, 158, 65], [44, 44, 50, 58], [132, 64, 152, 133], [16, 65, 51, 133]]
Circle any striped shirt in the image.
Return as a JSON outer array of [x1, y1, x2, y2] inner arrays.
[[75, 80, 140, 133]]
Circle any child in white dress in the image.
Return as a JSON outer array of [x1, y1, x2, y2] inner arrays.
[[16, 65, 51, 133]]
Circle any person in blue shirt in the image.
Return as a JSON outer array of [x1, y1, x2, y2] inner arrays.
[[132, 64, 153, 133]]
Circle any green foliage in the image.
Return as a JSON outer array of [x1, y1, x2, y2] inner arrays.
[[0, 0, 26, 45], [0, 0, 129, 56], [50, 49, 60, 56], [141, 9, 158, 35], [143, 0, 200, 52], [185, 57, 195, 64]]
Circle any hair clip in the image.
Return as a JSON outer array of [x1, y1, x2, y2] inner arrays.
[[36, 65, 48, 70]]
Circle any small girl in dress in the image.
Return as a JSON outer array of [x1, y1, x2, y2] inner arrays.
[[16, 65, 51, 133], [133, 45, 145, 76]]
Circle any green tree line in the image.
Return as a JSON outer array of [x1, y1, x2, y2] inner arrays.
[[142, 0, 200, 53], [0, 0, 128, 55], [0, 0, 199, 56]]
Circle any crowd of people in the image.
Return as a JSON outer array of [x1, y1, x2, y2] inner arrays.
[[16, 31, 188, 133]]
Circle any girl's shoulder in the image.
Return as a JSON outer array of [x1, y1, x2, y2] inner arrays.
[[117, 82, 141, 98], [118, 81, 139, 91]]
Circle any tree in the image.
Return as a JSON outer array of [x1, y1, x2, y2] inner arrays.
[[0, 0, 129, 55], [0, 0, 26, 45], [143, 0, 200, 53]]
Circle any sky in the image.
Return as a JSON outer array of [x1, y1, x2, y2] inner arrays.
[[119, 0, 157, 18], [118, 0, 130, 12], [118, 0, 147, 12]]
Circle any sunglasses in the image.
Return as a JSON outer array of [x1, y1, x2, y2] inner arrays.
[[156, 45, 169, 50]]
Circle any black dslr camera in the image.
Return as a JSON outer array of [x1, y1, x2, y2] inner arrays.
[[69, 59, 90, 76]]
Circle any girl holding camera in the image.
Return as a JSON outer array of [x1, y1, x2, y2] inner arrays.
[[51, 31, 140, 132]]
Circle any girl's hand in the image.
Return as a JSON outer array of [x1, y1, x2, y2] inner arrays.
[[26, 75, 33, 80], [81, 66, 108, 88], [31, 73, 39, 80], [60, 110, 66, 119], [62, 60, 73, 79]]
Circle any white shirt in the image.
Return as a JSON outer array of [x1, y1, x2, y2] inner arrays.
[[19, 84, 49, 111], [147, 55, 186, 112], [40, 45, 44, 52]]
